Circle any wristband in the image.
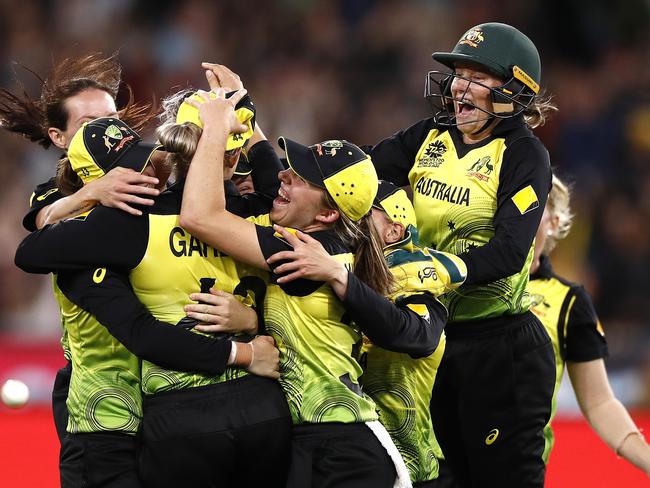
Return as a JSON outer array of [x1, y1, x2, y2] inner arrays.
[[227, 341, 238, 366], [248, 341, 255, 369], [615, 430, 644, 457]]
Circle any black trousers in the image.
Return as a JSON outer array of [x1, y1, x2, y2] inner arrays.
[[427, 459, 461, 488], [287, 422, 396, 488], [415, 479, 441, 488], [138, 375, 292, 488], [52, 361, 72, 445], [60, 431, 140, 488], [430, 312, 555, 488]]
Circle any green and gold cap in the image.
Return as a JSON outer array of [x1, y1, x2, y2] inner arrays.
[[372, 180, 417, 229], [278, 137, 378, 222], [175, 91, 256, 151], [433, 22, 541, 94], [68, 117, 162, 184]]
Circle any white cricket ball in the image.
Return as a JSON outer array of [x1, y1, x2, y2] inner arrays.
[[1, 379, 30, 408]]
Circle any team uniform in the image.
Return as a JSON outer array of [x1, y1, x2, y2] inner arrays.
[[25, 180, 143, 488], [17, 129, 293, 487], [52, 277, 142, 488], [23, 175, 72, 445], [354, 230, 466, 486], [252, 219, 397, 488], [366, 114, 555, 487], [528, 255, 609, 462]]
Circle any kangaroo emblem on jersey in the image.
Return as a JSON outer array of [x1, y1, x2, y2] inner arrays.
[[466, 156, 493, 182], [418, 140, 447, 168]]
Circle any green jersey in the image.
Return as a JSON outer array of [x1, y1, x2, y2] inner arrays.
[[53, 276, 141, 434], [255, 220, 378, 425], [362, 235, 466, 482], [367, 116, 552, 322]]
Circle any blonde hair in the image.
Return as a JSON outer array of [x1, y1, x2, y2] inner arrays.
[[524, 91, 558, 129], [543, 174, 573, 254], [155, 89, 202, 178]]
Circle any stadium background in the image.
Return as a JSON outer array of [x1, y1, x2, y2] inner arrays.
[[0, 0, 648, 485]]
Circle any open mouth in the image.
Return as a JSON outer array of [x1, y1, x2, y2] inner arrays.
[[274, 187, 291, 206], [456, 101, 476, 117]]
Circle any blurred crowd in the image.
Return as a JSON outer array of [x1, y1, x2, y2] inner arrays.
[[1, 0, 649, 406]]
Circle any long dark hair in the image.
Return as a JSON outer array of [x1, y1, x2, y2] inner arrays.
[[0, 52, 157, 148]]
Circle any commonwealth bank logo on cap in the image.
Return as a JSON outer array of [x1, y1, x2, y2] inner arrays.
[[278, 137, 378, 222], [175, 91, 256, 151], [68, 117, 162, 184], [372, 180, 417, 230]]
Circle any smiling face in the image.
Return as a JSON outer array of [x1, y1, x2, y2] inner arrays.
[[270, 168, 333, 231], [450, 63, 503, 143], [49, 88, 118, 149]]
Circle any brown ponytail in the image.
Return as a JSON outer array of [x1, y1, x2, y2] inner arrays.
[[0, 52, 157, 148], [55, 157, 83, 196], [352, 214, 395, 296], [325, 193, 394, 295]]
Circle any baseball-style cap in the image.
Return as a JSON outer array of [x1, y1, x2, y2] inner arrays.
[[233, 153, 252, 176], [372, 180, 417, 229], [278, 137, 378, 222], [433, 22, 541, 95], [175, 91, 256, 151], [68, 117, 162, 184]]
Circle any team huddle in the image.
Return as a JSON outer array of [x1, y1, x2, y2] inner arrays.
[[4, 21, 650, 488]]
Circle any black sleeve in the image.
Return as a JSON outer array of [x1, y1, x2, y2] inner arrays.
[[15, 205, 147, 274], [224, 141, 282, 218], [247, 140, 282, 201], [458, 138, 552, 285], [255, 225, 328, 297], [364, 118, 436, 186], [564, 286, 609, 362], [22, 177, 63, 231], [342, 271, 446, 358], [56, 269, 232, 375]]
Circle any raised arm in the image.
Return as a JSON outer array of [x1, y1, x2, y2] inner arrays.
[[179, 89, 268, 270], [203, 62, 283, 214]]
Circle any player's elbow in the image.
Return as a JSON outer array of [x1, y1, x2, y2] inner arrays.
[[14, 243, 40, 273], [178, 206, 207, 237]]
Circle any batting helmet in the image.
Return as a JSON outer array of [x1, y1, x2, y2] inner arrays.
[[425, 22, 541, 126]]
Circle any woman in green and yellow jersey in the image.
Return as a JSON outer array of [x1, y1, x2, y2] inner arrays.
[[16, 89, 292, 487], [1, 53, 160, 455], [267, 180, 467, 487], [180, 87, 404, 487], [529, 175, 650, 476], [365, 22, 557, 488]]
